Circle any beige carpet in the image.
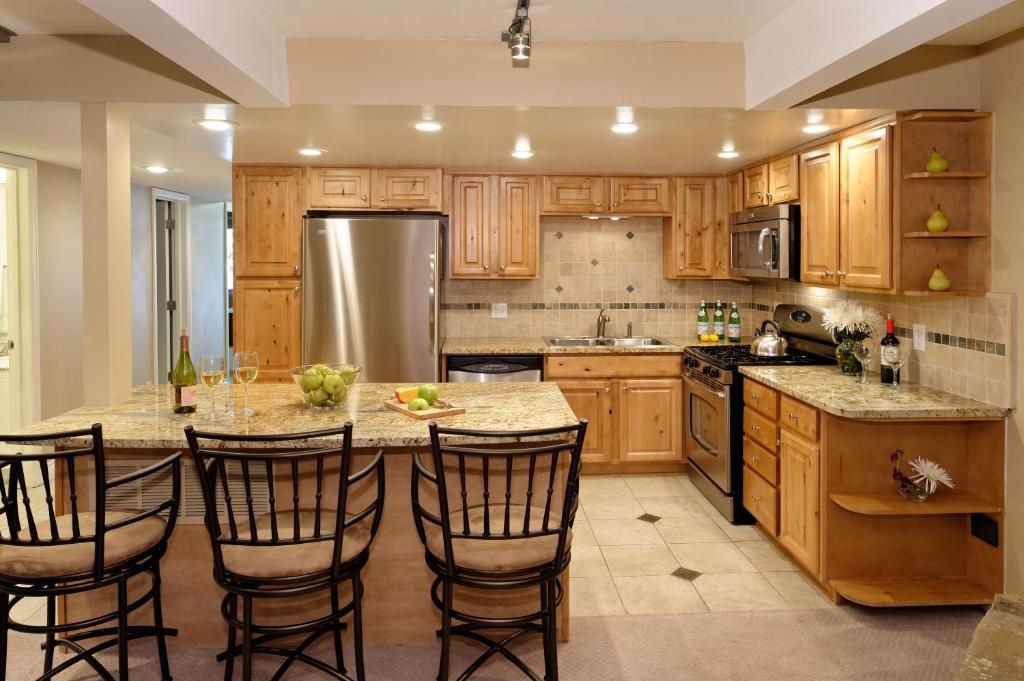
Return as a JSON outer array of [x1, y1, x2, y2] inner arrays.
[[7, 605, 980, 680]]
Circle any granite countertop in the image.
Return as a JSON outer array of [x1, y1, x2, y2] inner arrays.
[[956, 594, 1024, 680], [740, 365, 1009, 420], [16, 383, 579, 450], [441, 336, 754, 356]]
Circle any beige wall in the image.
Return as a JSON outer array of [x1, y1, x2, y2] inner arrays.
[[130, 184, 154, 386]]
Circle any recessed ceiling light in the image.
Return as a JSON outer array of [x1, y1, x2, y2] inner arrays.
[[298, 147, 326, 157], [802, 124, 831, 134], [611, 122, 638, 134], [586, 215, 600, 220], [511, 150, 534, 159], [195, 118, 238, 131], [414, 121, 443, 132], [717, 151, 740, 159], [511, 135, 533, 159], [145, 165, 170, 174]]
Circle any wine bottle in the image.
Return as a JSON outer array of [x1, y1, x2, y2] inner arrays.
[[880, 315, 900, 385], [712, 300, 725, 336], [727, 302, 742, 342], [696, 300, 710, 338], [173, 329, 198, 414]]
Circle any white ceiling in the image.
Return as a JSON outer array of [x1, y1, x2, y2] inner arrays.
[[0, 0, 122, 34], [255, 0, 796, 42]]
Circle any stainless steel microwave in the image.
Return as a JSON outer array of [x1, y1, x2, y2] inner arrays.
[[729, 204, 800, 280]]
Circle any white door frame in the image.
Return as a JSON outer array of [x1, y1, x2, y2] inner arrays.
[[0, 152, 40, 428], [149, 187, 191, 384]]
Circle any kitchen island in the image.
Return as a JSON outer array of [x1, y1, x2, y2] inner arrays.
[[18, 382, 580, 649]]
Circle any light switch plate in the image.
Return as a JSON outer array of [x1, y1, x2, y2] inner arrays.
[[491, 303, 508, 319], [913, 324, 926, 351]]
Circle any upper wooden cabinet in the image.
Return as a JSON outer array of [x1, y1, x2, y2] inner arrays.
[[371, 168, 442, 210], [496, 176, 538, 277], [768, 155, 799, 204], [726, 172, 743, 213], [839, 127, 892, 290], [234, 166, 304, 277], [799, 143, 841, 285], [449, 175, 491, 277], [233, 278, 302, 382], [664, 177, 715, 278], [449, 175, 538, 279], [541, 176, 605, 214], [307, 168, 371, 209], [608, 176, 672, 214], [743, 163, 769, 208]]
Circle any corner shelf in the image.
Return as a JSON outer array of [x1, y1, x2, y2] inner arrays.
[[831, 577, 994, 607], [903, 111, 990, 123], [901, 290, 987, 298], [903, 171, 989, 179], [830, 492, 1001, 516], [903, 231, 989, 239]]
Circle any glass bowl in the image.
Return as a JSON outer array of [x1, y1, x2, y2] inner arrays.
[[289, 363, 361, 409]]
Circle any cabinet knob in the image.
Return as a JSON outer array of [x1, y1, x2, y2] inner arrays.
[[752, 455, 760, 463], [678, 266, 685, 271], [499, 265, 506, 272], [293, 265, 299, 274], [824, 270, 833, 277], [613, 201, 619, 207], [361, 195, 368, 201], [379, 196, 386, 202], [752, 425, 760, 432], [751, 393, 759, 400], [595, 201, 602, 207], [483, 264, 489, 271], [752, 495, 761, 503], [293, 286, 300, 294], [837, 271, 847, 278]]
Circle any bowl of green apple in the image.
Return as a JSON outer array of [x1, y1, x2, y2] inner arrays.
[[290, 364, 361, 409]]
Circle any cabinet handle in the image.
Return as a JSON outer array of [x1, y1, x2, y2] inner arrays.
[[752, 425, 760, 432], [824, 269, 833, 278], [788, 412, 797, 420], [752, 454, 760, 463], [361, 195, 368, 201], [752, 495, 761, 503], [837, 271, 847, 278], [379, 196, 386, 202], [293, 264, 299, 274], [751, 393, 760, 400]]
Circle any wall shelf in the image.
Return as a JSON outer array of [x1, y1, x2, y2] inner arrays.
[[830, 492, 1001, 516], [903, 231, 988, 239], [831, 577, 994, 607], [903, 171, 989, 179]]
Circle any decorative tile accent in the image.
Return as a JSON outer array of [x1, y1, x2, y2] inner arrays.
[[672, 567, 701, 581], [625, 231, 635, 240], [626, 285, 635, 293], [896, 326, 1005, 357], [555, 231, 564, 239], [441, 301, 766, 312], [591, 259, 599, 266], [555, 285, 564, 293], [636, 513, 661, 524]]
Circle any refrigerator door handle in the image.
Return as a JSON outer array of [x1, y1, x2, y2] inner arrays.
[[428, 253, 437, 357]]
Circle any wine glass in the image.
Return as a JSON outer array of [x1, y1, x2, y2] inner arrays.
[[889, 345, 909, 390], [233, 351, 259, 415], [852, 340, 873, 385], [200, 355, 226, 416]]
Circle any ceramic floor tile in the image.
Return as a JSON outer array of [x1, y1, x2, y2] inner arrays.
[[575, 503, 588, 521], [673, 475, 700, 496], [654, 516, 730, 543], [735, 540, 799, 572], [708, 512, 764, 541], [601, 544, 679, 577], [764, 571, 834, 610], [579, 476, 630, 497], [569, 576, 625, 617], [668, 542, 758, 574], [624, 476, 688, 497], [590, 518, 665, 546], [692, 573, 789, 612], [572, 519, 597, 546], [580, 494, 645, 520], [636, 495, 708, 518], [613, 576, 708, 615], [570, 545, 611, 578]]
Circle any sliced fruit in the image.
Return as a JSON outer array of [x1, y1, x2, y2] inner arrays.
[[395, 386, 420, 403], [408, 398, 430, 411]]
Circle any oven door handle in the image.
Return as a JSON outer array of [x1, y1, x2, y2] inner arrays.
[[757, 228, 775, 270]]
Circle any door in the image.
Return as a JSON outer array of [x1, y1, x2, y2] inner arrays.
[[669, 177, 714, 277], [608, 177, 671, 213], [496, 176, 538, 277], [556, 380, 615, 464], [449, 176, 491, 278], [0, 165, 18, 431], [154, 198, 176, 381], [799, 143, 840, 285], [307, 168, 371, 209], [303, 217, 440, 383], [683, 374, 731, 491], [778, 431, 820, 573], [726, 173, 743, 213], [233, 279, 301, 383], [541, 176, 605, 214], [233, 166, 303, 277], [743, 164, 769, 208], [371, 168, 442, 210], [840, 127, 892, 290], [618, 379, 682, 463], [768, 155, 799, 204]]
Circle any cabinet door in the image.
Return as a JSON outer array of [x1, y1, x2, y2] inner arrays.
[[307, 168, 371, 209], [799, 143, 840, 285], [778, 431, 820, 573], [371, 168, 442, 209], [768, 155, 799, 204], [555, 380, 615, 464], [496, 176, 539, 277], [743, 465, 779, 535], [449, 176, 492, 278], [541, 176, 605, 214], [233, 279, 302, 383], [839, 127, 892, 290], [726, 172, 744, 213], [666, 177, 714, 278], [234, 166, 304, 277], [608, 176, 671, 214], [743, 164, 769, 208], [618, 379, 682, 463]]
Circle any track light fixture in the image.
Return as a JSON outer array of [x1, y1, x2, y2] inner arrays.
[[501, 0, 531, 67]]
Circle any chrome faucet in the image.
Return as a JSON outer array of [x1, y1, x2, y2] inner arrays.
[[596, 308, 611, 338], [626, 321, 633, 338]]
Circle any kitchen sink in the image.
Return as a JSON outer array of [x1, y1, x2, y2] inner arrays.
[[599, 337, 673, 347], [545, 337, 603, 347], [545, 336, 674, 348]]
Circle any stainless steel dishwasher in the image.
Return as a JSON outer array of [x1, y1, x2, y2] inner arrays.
[[446, 355, 543, 382]]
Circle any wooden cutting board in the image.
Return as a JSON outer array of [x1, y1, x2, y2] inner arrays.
[[384, 398, 465, 420]]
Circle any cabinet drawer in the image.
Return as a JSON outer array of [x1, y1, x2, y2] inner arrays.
[[743, 407, 778, 452], [545, 355, 682, 379], [779, 395, 819, 442], [742, 435, 778, 486], [743, 466, 778, 535], [743, 381, 778, 419]]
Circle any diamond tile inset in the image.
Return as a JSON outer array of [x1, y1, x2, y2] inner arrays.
[[672, 567, 701, 581], [636, 513, 661, 523], [625, 231, 635, 239], [555, 285, 564, 293], [554, 231, 564, 239], [591, 258, 599, 266], [625, 284, 635, 293]]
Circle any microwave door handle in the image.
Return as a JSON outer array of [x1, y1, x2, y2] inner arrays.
[[757, 228, 774, 269]]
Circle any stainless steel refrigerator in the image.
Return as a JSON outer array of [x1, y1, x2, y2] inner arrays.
[[302, 216, 442, 382]]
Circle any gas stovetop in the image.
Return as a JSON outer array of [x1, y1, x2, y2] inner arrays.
[[685, 344, 836, 370]]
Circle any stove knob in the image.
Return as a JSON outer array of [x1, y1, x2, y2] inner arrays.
[[708, 368, 720, 378], [702, 366, 711, 375]]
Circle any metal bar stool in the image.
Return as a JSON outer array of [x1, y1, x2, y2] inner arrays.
[[185, 423, 384, 681], [0, 423, 182, 681], [411, 420, 587, 681]]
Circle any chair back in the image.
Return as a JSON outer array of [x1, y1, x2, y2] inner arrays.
[[412, 420, 587, 579], [184, 423, 384, 585]]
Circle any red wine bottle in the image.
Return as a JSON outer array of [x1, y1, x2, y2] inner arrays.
[[880, 315, 900, 384]]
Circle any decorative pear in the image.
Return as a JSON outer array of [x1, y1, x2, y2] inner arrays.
[[928, 264, 951, 292], [926, 205, 950, 233], [926, 147, 949, 173]]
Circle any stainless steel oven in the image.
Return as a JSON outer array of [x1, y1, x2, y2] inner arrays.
[[729, 204, 799, 280], [683, 368, 731, 494]]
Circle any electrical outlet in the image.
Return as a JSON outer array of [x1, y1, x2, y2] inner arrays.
[[913, 324, 926, 351], [491, 303, 508, 319]]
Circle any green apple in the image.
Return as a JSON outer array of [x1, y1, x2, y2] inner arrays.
[[299, 369, 323, 392], [340, 366, 359, 384], [418, 383, 439, 406], [330, 384, 348, 403], [322, 374, 344, 395], [308, 387, 329, 407], [408, 398, 430, 411]]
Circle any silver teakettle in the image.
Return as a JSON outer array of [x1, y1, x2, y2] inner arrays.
[[750, 320, 789, 357]]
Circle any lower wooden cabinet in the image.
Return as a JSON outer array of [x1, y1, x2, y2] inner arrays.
[[743, 465, 778, 534], [554, 380, 615, 464], [617, 379, 683, 463], [233, 278, 302, 383], [778, 430, 820, 573]]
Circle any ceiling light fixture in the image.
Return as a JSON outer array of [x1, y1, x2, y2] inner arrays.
[[802, 123, 830, 134], [414, 121, 443, 132], [612, 107, 638, 134], [717, 151, 739, 159], [612, 122, 638, 134], [501, 0, 532, 67], [298, 147, 326, 157], [145, 165, 170, 174], [511, 136, 534, 159], [195, 118, 238, 131]]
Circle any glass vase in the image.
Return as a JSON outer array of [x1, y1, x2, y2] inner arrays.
[[836, 338, 863, 376]]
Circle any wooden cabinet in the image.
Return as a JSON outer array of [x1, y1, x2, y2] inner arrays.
[[780, 395, 819, 442], [608, 176, 672, 213], [371, 168, 442, 210], [778, 430, 820, 573], [743, 380, 778, 420], [743, 163, 769, 208], [743, 407, 778, 453], [618, 379, 683, 463], [768, 155, 799, 204], [799, 143, 841, 285], [744, 465, 779, 534], [496, 176, 538, 277], [233, 279, 302, 382], [840, 127, 892, 290], [449, 176, 491, 277], [307, 168, 371, 209], [556, 380, 615, 464], [541, 176, 605, 214], [233, 166, 304, 277], [449, 175, 538, 279], [664, 177, 715, 278], [726, 172, 743, 213]]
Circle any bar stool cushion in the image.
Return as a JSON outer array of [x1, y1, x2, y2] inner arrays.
[[221, 509, 372, 579], [0, 511, 166, 580], [424, 504, 572, 572]]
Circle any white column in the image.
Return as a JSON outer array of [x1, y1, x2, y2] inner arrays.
[[80, 103, 133, 407]]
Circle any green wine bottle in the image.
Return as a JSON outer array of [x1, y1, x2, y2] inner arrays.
[[728, 302, 742, 342], [712, 300, 725, 336], [173, 329, 198, 414], [696, 300, 709, 338]]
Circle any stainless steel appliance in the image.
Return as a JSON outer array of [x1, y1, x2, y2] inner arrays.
[[683, 304, 836, 523], [729, 204, 800, 280], [302, 215, 443, 382], [446, 355, 543, 382]]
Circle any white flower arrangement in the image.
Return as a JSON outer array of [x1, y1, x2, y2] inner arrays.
[[908, 457, 955, 496], [821, 301, 884, 340]]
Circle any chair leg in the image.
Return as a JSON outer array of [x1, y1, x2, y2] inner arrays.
[[224, 594, 237, 681], [329, 584, 346, 676], [43, 595, 56, 674], [543, 579, 559, 681], [151, 566, 173, 681], [117, 577, 130, 681], [437, 579, 453, 681], [242, 596, 254, 681], [0, 592, 9, 681], [351, 575, 365, 681]]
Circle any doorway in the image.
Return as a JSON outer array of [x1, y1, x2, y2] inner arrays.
[[0, 165, 16, 432]]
